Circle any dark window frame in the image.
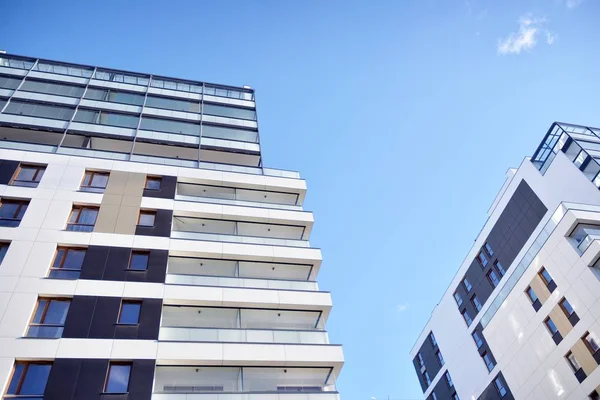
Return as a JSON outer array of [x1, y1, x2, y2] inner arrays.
[[117, 300, 142, 325], [137, 210, 156, 227], [494, 260, 506, 277], [482, 351, 495, 372], [435, 350, 444, 366], [560, 298, 575, 317], [494, 377, 507, 398], [11, 163, 46, 187], [484, 242, 494, 256], [49, 246, 87, 278], [66, 205, 99, 231], [80, 170, 110, 193], [454, 291, 463, 307], [462, 309, 473, 326], [6, 361, 52, 396], [145, 176, 162, 191], [104, 362, 132, 393], [128, 250, 150, 271], [477, 251, 488, 268], [463, 277, 472, 292], [583, 332, 600, 355], [539, 267, 554, 287], [487, 269, 500, 288], [544, 316, 558, 335], [471, 294, 482, 312], [0, 199, 29, 226], [27, 297, 71, 338], [472, 331, 483, 348]]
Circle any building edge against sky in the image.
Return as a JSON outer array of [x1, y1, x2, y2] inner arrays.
[[411, 122, 600, 400], [0, 52, 343, 399]]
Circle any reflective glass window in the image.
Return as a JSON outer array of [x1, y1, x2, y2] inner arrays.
[[201, 124, 258, 143], [129, 251, 149, 271], [487, 269, 500, 288], [105, 363, 132, 393], [138, 211, 156, 226], [6, 362, 52, 395], [74, 109, 139, 129], [0, 56, 35, 70], [454, 291, 463, 307], [494, 378, 507, 397], [526, 286, 538, 303], [0, 242, 8, 264], [560, 298, 575, 317], [81, 170, 109, 193], [150, 78, 202, 93], [95, 70, 149, 86], [140, 117, 200, 136], [471, 295, 482, 312], [0, 199, 28, 227], [472, 331, 483, 348], [118, 301, 141, 324], [27, 298, 70, 338], [584, 332, 600, 354], [203, 103, 256, 120], [20, 79, 84, 97], [12, 164, 45, 187], [545, 317, 558, 334], [204, 85, 254, 100], [4, 100, 75, 120], [146, 95, 200, 113], [66, 206, 99, 232], [0, 75, 22, 89], [49, 247, 86, 279], [84, 88, 144, 105], [35, 62, 93, 78], [463, 277, 472, 292]]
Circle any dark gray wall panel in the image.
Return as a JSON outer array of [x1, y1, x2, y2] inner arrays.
[[429, 374, 456, 400], [0, 159, 19, 184], [478, 372, 514, 400], [80, 246, 167, 283], [135, 209, 172, 237], [143, 175, 176, 199], [413, 332, 443, 392]]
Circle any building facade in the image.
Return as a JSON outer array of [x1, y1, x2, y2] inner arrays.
[[0, 53, 343, 399], [410, 122, 600, 400]]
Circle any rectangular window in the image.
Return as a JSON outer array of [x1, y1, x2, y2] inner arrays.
[[201, 124, 259, 143], [583, 332, 600, 354], [566, 351, 582, 372], [35, 61, 93, 78], [574, 150, 588, 168], [49, 247, 86, 279], [429, 332, 437, 347], [105, 362, 132, 393], [495, 260, 506, 276], [463, 277, 472, 292], [423, 370, 431, 386], [526, 286, 538, 304], [95, 69, 149, 85], [452, 395, 460, 400], [27, 298, 70, 338], [202, 103, 257, 121], [3, 100, 75, 120], [118, 301, 141, 325], [472, 331, 483, 348], [138, 211, 156, 227], [417, 352, 425, 368], [6, 361, 52, 396], [560, 298, 575, 317], [145, 95, 200, 113], [483, 352, 495, 372], [431, 392, 437, 400], [444, 371, 454, 388], [454, 291, 463, 307], [487, 269, 500, 288], [0, 75, 23, 89], [145, 176, 162, 190], [462, 309, 473, 326], [471, 295, 482, 312], [539, 267, 554, 287], [544, 317, 559, 335], [84, 87, 145, 106], [0, 242, 9, 264], [436, 350, 445, 366], [66, 206, 99, 232], [20, 79, 85, 98], [0, 199, 29, 227], [129, 251, 149, 271], [494, 377, 507, 397], [0, 55, 35, 70], [81, 170, 109, 193], [11, 164, 45, 187], [74, 109, 139, 129], [484, 242, 494, 256], [478, 251, 488, 267], [140, 116, 200, 136]]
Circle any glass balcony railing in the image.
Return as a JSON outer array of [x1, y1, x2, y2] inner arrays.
[[166, 274, 318, 291], [159, 327, 329, 344], [171, 230, 310, 248]]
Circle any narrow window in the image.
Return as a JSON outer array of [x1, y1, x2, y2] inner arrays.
[[472, 331, 483, 348], [145, 176, 162, 190], [444, 371, 454, 388], [539, 267, 554, 287], [423, 370, 431, 386], [463, 277, 472, 292], [12, 164, 45, 187], [494, 377, 507, 397], [483, 351, 495, 371], [526, 286, 538, 304], [462, 309, 473, 326], [436, 350, 445, 366], [27, 298, 70, 338], [417, 352, 425, 368], [66, 206, 99, 232], [478, 251, 488, 268], [560, 298, 575, 317], [487, 269, 500, 288], [0, 242, 9, 264], [118, 301, 141, 325], [105, 362, 132, 393], [495, 260, 506, 277], [129, 251, 149, 271], [583, 332, 600, 354], [5, 361, 52, 396], [49, 247, 86, 279], [566, 351, 582, 372], [429, 332, 437, 347], [0, 199, 29, 227], [454, 291, 463, 307], [138, 210, 156, 227], [452, 394, 460, 400], [484, 242, 494, 256], [431, 392, 438, 400], [80, 170, 109, 193], [471, 294, 482, 312], [544, 317, 559, 335]]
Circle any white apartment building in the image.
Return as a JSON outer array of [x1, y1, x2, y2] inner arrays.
[[411, 122, 600, 400], [0, 53, 343, 400]]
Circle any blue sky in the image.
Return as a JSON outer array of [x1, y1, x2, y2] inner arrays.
[[2, 0, 600, 398]]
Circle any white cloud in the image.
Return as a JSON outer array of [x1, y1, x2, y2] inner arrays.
[[497, 14, 555, 55], [396, 302, 409, 313]]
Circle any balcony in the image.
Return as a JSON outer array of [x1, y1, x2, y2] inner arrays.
[[171, 216, 309, 247], [160, 305, 327, 345], [152, 366, 339, 399]]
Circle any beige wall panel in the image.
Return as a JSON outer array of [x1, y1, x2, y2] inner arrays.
[[102, 194, 122, 206], [530, 275, 551, 304], [94, 204, 120, 233], [571, 340, 598, 376], [124, 172, 146, 197], [122, 195, 142, 207], [114, 205, 140, 235], [105, 171, 128, 195], [549, 306, 573, 338]]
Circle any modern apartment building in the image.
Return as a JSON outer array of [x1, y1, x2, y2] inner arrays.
[[410, 122, 600, 400], [0, 52, 343, 399]]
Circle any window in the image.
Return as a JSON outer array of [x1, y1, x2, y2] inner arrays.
[[463, 277, 472, 292], [544, 317, 559, 335], [560, 298, 575, 317], [429, 332, 437, 347], [81, 170, 109, 193], [66, 206, 99, 232], [472, 331, 483, 348], [590, 390, 599, 400], [95, 69, 149, 85], [0, 199, 29, 227], [431, 392, 438, 400], [525, 286, 538, 304], [129, 251, 149, 271], [140, 116, 200, 136], [417, 352, 425, 368], [137, 211, 156, 227], [5, 361, 52, 397], [145, 95, 201, 113], [452, 395, 460, 400], [454, 291, 463, 307], [495, 260, 506, 277], [462, 309, 473, 326], [484, 242, 494, 256], [27, 298, 70, 338], [105, 363, 132, 393], [201, 124, 259, 143], [145, 176, 162, 190], [483, 352, 495, 371], [583, 332, 600, 354], [118, 301, 141, 325], [84, 87, 145, 106], [566, 351, 582, 372], [477, 251, 488, 267], [494, 377, 507, 397], [35, 61, 93, 78], [436, 350, 445, 366], [20, 79, 85, 98], [471, 295, 482, 312], [202, 103, 257, 121], [74, 109, 139, 129], [3, 100, 75, 120], [487, 269, 500, 288], [423, 370, 431, 386], [539, 267, 555, 289], [49, 247, 86, 279], [444, 371, 454, 388], [574, 150, 588, 168], [12, 164, 45, 187], [0, 75, 22, 89]]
